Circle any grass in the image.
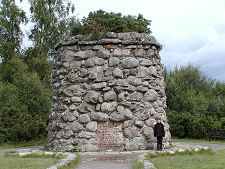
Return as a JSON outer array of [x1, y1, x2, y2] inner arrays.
[[172, 137, 225, 145], [0, 138, 46, 149], [133, 160, 144, 169], [58, 154, 81, 169], [0, 152, 63, 169], [145, 149, 225, 169]]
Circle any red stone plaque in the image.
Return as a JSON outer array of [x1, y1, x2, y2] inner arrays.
[[97, 121, 123, 151]]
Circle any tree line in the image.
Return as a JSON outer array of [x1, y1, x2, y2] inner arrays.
[[165, 65, 225, 138]]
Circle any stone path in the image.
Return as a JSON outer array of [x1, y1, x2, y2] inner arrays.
[[77, 161, 132, 169]]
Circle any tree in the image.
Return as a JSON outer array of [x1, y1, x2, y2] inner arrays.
[[165, 65, 225, 138], [28, 0, 74, 59], [0, 0, 27, 61]]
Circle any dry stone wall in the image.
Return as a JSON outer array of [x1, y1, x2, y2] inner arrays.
[[45, 32, 171, 152]]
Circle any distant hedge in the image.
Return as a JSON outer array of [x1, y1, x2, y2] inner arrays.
[[70, 10, 151, 39]]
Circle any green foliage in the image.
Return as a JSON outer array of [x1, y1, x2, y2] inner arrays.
[[0, 58, 51, 143], [165, 65, 225, 138], [70, 9, 151, 39], [28, 0, 74, 59], [0, 0, 27, 61]]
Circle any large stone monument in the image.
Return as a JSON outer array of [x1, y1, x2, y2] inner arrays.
[[45, 32, 171, 151]]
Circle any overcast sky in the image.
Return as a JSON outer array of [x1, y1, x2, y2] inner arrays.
[[17, 0, 225, 82]]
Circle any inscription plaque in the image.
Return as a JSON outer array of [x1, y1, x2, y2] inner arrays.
[[97, 121, 123, 151]]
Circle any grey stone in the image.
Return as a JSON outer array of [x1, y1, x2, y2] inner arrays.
[[149, 66, 158, 77], [90, 112, 109, 121], [63, 85, 81, 97], [80, 68, 89, 77], [63, 62, 70, 69], [94, 58, 105, 66], [86, 122, 97, 132], [93, 45, 104, 50], [84, 91, 101, 103], [70, 61, 82, 69], [106, 32, 118, 38], [69, 104, 77, 111], [77, 103, 95, 113], [129, 68, 138, 76], [124, 120, 134, 128], [89, 66, 104, 80], [71, 97, 82, 103], [143, 89, 158, 101], [61, 112, 76, 122], [134, 49, 146, 57], [78, 131, 96, 138], [110, 111, 126, 122], [127, 76, 142, 86], [78, 114, 90, 123], [145, 118, 156, 128], [109, 57, 120, 67], [127, 92, 143, 101], [124, 108, 134, 119], [142, 126, 154, 140], [96, 49, 110, 58], [135, 120, 144, 127], [67, 71, 78, 82], [102, 87, 111, 92], [124, 127, 138, 138], [112, 68, 123, 78], [103, 90, 117, 101], [121, 57, 139, 68], [98, 39, 121, 44], [61, 50, 75, 62], [70, 121, 83, 132], [84, 58, 95, 67], [74, 50, 95, 60], [101, 102, 117, 112], [137, 66, 150, 78], [136, 86, 149, 93], [138, 58, 153, 66], [91, 82, 107, 90], [113, 48, 130, 57]]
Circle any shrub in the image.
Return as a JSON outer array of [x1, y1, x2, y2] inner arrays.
[[70, 10, 151, 39]]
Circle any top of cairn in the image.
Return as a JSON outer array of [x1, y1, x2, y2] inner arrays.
[[55, 32, 161, 50]]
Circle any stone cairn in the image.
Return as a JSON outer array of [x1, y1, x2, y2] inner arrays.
[[45, 32, 171, 152]]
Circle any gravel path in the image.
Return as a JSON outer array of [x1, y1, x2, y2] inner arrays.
[[0, 146, 43, 155], [77, 161, 132, 169]]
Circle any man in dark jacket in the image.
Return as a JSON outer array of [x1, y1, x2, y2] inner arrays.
[[154, 118, 165, 151]]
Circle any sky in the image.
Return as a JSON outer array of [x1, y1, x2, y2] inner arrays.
[[16, 0, 225, 82]]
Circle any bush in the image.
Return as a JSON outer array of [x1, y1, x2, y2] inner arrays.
[[70, 9, 151, 39], [0, 58, 51, 143]]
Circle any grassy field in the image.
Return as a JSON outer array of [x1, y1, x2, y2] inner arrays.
[[0, 153, 62, 169], [0, 153, 81, 169], [172, 137, 225, 145], [147, 149, 225, 169], [0, 138, 46, 149]]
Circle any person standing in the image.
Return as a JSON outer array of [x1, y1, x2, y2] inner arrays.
[[154, 118, 165, 151]]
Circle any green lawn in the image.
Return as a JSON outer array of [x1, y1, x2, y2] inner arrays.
[[0, 154, 61, 169], [172, 137, 225, 145], [148, 150, 225, 169], [0, 138, 46, 149]]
